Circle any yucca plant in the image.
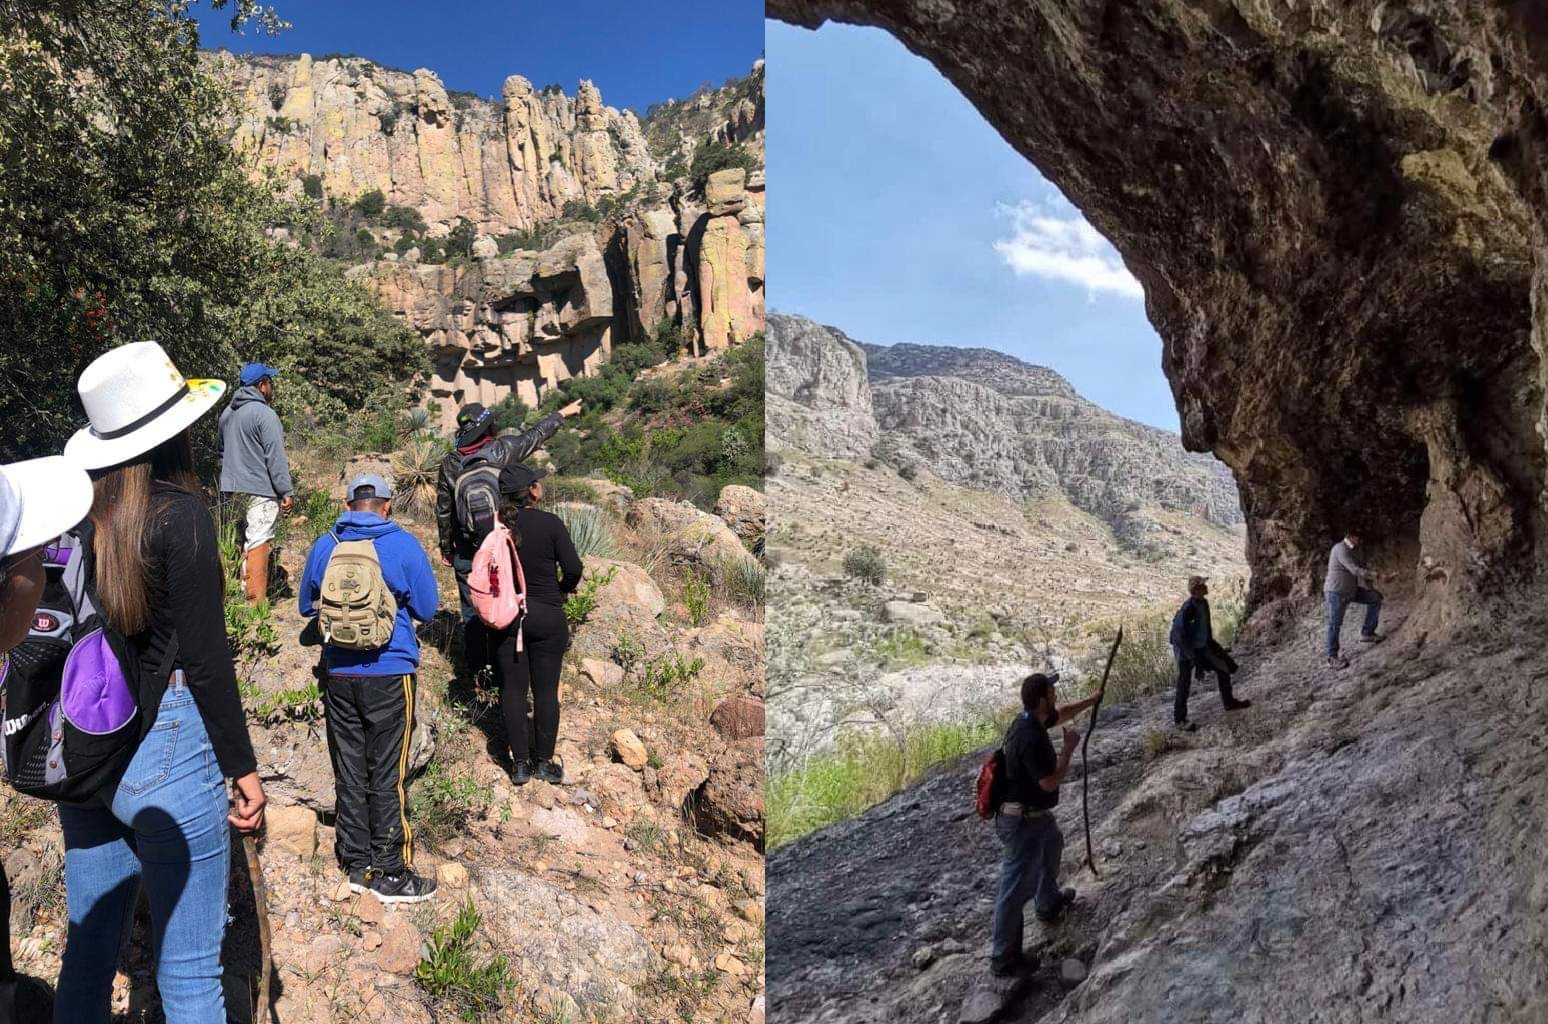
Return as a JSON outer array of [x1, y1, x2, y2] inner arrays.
[[552, 503, 618, 559], [402, 406, 434, 440], [392, 432, 448, 515]]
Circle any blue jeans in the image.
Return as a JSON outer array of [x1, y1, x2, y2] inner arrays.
[[56, 679, 230, 1024], [1326, 588, 1382, 657], [990, 812, 1063, 965]]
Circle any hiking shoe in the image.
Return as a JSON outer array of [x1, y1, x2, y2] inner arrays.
[[370, 870, 438, 904], [1036, 888, 1077, 923], [510, 760, 533, 786], [535, 759, 565, 785], [1222, 698, 1252, 711], [1327, 655, 1349, 670], [347, 867, 371, 894], [1173, 720, 1197, 733], [990, 952, 1038, 977], [1358, 632, 1385, 644]]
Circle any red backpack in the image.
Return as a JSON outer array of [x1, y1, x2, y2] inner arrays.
[[975, 748, 1008, 819]]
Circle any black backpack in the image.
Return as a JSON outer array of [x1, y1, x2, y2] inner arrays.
[[453, 451, 502, 541], [0, 529, 175, 804]]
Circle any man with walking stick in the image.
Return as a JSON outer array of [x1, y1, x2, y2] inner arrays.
[[988, 672, 1104, 977]]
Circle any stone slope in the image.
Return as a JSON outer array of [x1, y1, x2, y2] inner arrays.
[[767, 312, 877, 459]]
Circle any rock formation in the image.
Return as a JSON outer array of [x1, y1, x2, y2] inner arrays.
[[764, 3, 1548, 1022], [209, 52, 766, 419], [213, 52, 654, 232], [767, 313, 878, 459]]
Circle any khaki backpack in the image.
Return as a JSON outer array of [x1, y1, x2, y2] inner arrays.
[[318, 534, 397, 651]]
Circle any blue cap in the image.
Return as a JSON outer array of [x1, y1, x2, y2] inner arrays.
[[239, 362, 281, 386], [346, 473, 393, 502]]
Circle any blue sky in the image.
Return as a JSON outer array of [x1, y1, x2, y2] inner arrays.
[[196, 1, 763, 114], [767, 22, 1180, 432]]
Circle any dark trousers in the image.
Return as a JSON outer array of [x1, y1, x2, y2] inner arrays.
[[452, 556, 491, 678], [1174, 643, 1237, 723], [322, 673, 417, 874], [495, 604, 568, 763]]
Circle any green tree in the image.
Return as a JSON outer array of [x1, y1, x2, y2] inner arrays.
[[688, 140, 760, 196], [353, 188, 386, 217]]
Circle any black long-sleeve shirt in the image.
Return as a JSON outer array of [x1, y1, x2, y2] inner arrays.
[[133, 484, 257, 778], [512, 507, 583, 609]]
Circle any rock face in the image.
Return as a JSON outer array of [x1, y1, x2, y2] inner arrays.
[[767, 313, 878, 459], [210, 52, 766, 418], [214, 52, 652, 232], [864, 339, 1243, 543], [766, 3, 1548, 1023], [363, 233, 614, 416]]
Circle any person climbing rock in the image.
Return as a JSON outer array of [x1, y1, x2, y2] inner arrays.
[[1324, 530, 1396, 669], [435, 399, 580, 681], [492, 462, 583, 786], [989, 672, 1103, 977], [300, 474, 441, 904], [1168, 575, 1250, 729], [218, 361, 293, 602]]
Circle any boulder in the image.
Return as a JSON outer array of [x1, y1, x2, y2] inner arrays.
[[714, 484, 765, 544], [692, 737, 764, 848], [264, 805, 318, 862], [704, 167, 748, 217], [610, 729, 649, 770], [710, 696, 765, 741], [581, 657, 626, 688], [883, 601, 943, 628], [567, 558, 672, 663], [476, 869, 656, 1021], [376, 914, 422, 975], [471, 234, 499, 259], [627, 498, 754, 577]]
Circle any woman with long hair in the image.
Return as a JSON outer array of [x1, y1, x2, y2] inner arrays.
[[493, 463, 582, 786], [56, 342, 266, 1024]]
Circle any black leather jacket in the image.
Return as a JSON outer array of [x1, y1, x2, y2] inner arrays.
[[435, 413, 563, 559]]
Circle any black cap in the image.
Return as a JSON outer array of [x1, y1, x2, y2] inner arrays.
[[1020, 672, 1061, 709], [498, 462, 548, 497], [456, 403, 486, 427]]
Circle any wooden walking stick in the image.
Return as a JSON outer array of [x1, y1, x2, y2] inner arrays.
[[1082, 626, 1123, 878], [243, 833, 272, 1021]]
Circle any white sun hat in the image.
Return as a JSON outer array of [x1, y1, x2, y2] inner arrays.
[[0, 457, 94, 556], [63, 341, 227, 470]]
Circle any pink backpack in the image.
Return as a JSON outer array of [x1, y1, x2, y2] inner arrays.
[[468, 520, 528, 645]]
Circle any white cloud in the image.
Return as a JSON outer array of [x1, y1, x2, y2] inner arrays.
[[992, 200, 1144, 300]]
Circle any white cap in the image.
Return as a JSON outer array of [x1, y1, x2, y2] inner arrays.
[[0, 457, 94, 555]]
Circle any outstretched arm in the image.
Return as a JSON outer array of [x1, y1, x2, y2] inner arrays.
[[1054, 693, 1103, 727]]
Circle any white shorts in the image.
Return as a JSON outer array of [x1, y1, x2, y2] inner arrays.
[[243, 495, 280, 550]]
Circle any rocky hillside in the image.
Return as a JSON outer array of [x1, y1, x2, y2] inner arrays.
[[208, 52, 765, 428], [766, 314, 1245, 763], [766, 1, 1548, 1021], [2, 436, 766, 1023]]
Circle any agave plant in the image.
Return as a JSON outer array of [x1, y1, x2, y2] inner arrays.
[[402, 406, 435, 440], [391, 433, 448, 515], [552, 502, 618, 559]]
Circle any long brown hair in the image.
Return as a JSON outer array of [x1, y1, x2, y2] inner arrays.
[[89, 432, 201, 636], [497, 493, 528, 546]]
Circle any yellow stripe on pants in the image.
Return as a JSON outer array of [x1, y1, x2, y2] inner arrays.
[[397, 674, 415, 868]]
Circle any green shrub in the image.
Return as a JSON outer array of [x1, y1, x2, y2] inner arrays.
[[842, 544, 886, 586], [564, 566, 618, 626], [722, 557, 763, 610], [445, 217, 476, 260], [683, 570, 710, 626], [391, 433, 449, 515], [408, 762, 493, 847], [688, 139, 760, 196], [416, 898, 515, 1022], [1088, 612, 1176, 704], [631, 652, 705, 703], [240, 679, 324, 723], [353, 188, 386, 216], [301, 173, 323, 199], [870, 629, 929, 669], [561, 199, 600, 222]]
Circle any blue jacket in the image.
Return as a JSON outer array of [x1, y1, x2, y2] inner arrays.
[[299, 512, 440, 676]]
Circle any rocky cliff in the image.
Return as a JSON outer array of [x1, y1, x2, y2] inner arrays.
[[765, 2, 1548, 1022], [210, 53, 765, 424]]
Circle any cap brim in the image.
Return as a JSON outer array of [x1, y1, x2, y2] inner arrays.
[[63, 379, 226, 471], [5, 456, 94, 554]]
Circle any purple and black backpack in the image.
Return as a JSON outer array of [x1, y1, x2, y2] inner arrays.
[[0, 529, 174, 804]]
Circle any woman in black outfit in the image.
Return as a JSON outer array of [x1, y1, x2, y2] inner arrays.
[[494, 463, 582, 786]]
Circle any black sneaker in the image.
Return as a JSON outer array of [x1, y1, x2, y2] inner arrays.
[[370, 869, 438, 904], [535, 759, 565, 785], [510, 760, 533, 786], [347, 867, 371, 894], [1358, 632, 1385, 644], [1222, 698, 1253, 711], [1036, 887, 1076, 923]]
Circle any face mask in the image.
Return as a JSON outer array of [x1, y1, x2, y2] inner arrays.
[[1043, 707, 1058, 729]]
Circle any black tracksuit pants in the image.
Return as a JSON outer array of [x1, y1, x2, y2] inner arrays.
[[494, 604, 568, 764], [323, 672, 417, 874]]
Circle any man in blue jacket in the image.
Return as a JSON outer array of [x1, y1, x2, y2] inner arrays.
[[300, 473, 441, 904], [1168, 576, 1251, 730]]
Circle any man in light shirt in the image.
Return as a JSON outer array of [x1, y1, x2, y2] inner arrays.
[[1324, 531, 1396, 668]]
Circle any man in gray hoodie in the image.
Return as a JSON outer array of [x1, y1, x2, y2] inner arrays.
[[220, 362, 294, 601]]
